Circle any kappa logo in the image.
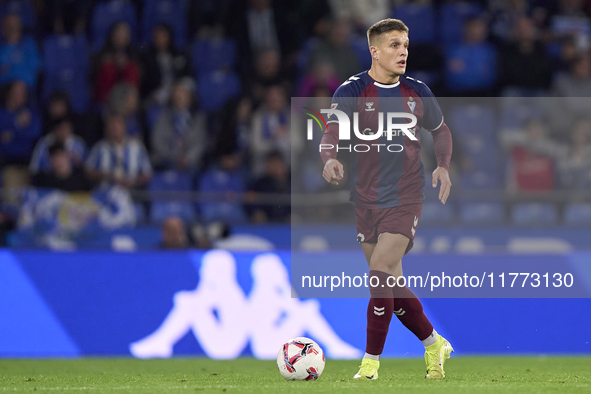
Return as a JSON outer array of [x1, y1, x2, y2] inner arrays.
[[357, 233, 365, 243], [374, 306, 385, 316], [365, 102, 375, 111], [411, 216, 419, 236]]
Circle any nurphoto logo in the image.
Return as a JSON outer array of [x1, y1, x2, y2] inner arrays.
[[303, 107, 418, 153]]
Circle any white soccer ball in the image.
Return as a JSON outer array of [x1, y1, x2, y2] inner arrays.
[[277, 337, 325, 381]]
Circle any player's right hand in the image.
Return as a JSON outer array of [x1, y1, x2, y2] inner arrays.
[[323, 159, 344, 185]]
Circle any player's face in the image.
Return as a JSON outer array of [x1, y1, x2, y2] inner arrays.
[[375, 30, 409, 76]]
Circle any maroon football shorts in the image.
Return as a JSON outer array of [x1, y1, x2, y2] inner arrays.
[[355, 203, 423, 255]]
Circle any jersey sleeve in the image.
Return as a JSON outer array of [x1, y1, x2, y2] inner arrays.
[[419, 84, 444, 132], [320, 81, 358, 164]]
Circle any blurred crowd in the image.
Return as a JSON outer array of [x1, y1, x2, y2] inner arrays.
[[1, 0, 591, 245]]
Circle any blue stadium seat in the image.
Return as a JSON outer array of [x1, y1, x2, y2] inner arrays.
[[198, 167, 247, 223], [440, 1, 482, 46], [460, 202, 504, 226], [448, 104, 500, 172], [448, 105, 497, 140], [392, 4, 435, 44], [564, 203, 591, 226], [43, 35, 90, 113], [91, 0, 138, 51], [197, 70, 241, 112], [192, 38, 237, 74], [149, 171, 195, 223], [150, 201, 196, 223], [459, 170, 502, 190], [511, 203, 558, 226], [350, 37, 372, 71], [142, 0, 186, 49], [419, 201, 455, 225], [149, 170, 192, 191], [0, 0, 35, 30]]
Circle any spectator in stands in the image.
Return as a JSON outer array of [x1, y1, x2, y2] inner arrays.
[[550, 54, 591, 131], [43, 91, 71, 135], [227, 0, 295, 61], [32, 143, 93, 192], [0, 80, 41, 167], [0, 13, 39, 88], [328, 0, 390, 30], [445, 17, 498, 95], [247, 49, 287, 106], [250, 84, 292, 176], [297, 60, 340, 97], [557, 119, 591, 190], [93, 21, 140, 104], [141, 24, 191, 105], [552, 54, 591, 102], [29, 117, 86, 174], [502, 118, 557, 192], [107, 83, 144, 139], [500, 17, 553, 95], [85, 113, 152, 189], [159, 216, 189, 249], [151, 78, 206, 171], [246, 150, 290, 223], [307, 19, 360, 82], [489, 0, 531, 43], [198, 150, 247, 223], [44, 0, 92, 35]]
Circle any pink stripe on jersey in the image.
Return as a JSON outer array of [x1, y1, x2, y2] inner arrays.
[[354, 83, 381, 208], [398, 83, 424, 205]]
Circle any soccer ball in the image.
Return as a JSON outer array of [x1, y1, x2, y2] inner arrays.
[[277, 337, 325, 381]]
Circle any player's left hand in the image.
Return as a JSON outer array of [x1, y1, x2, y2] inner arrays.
[[432, 167, 451, 205]]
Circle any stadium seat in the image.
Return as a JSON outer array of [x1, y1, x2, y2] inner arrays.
[[511, 203, 558, 226], [142, 0, 186, 49], [563, 203, 591, 226], [149, 171, 195, 224], [198, 167, 247, 223], [419, 201, 455, 225], [459, 170, 502, 190], [192, 38, 237, 74], [197, 70, 241, 112], [392, 4, 436, 44], [448, 105, 500, 172], [43, 35, 90, 113], [150, 201, 196, 223], [0, 0, 35, 30], [440, 1, 482, 46], [149, 170, 193, 192], [459, 202, 504, 226], [91, 0, 138, 51]]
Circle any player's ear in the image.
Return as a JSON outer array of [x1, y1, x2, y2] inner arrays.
[[369, 45, 378, 61]]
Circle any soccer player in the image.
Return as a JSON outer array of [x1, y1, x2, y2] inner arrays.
[[320, 19, 454, 379]]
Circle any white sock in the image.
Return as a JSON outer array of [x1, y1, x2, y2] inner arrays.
[[363, 352, 380, 361], [422, 329, 438, 348]]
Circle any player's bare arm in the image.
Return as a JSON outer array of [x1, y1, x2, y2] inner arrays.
[[322, 158, 344, 185]]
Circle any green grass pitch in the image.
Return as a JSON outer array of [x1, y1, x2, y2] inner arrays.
[[1, 357, 589, 393]]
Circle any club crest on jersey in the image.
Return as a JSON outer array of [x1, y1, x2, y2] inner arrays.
[[365, 102, 375, 111], [407, 96, 416, 114]]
